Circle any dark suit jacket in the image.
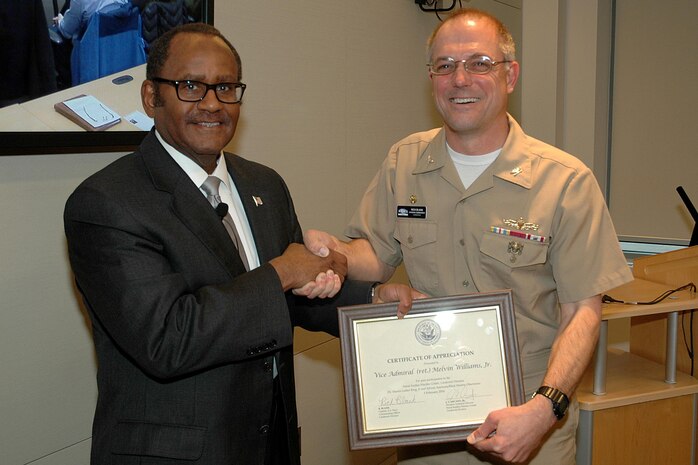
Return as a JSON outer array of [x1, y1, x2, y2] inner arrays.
[[64, 131, 371, 464]]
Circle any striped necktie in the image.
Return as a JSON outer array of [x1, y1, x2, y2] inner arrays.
[[200, 176, 250, 271]]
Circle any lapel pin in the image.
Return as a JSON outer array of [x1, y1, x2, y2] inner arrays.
[[510, 166, 523, 176], [253, 196, 263, 206], [410, 194, 417, 204], [427, 155, 435, 164]]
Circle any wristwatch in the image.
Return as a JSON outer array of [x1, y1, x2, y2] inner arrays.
[[532, 386, 569, 420]]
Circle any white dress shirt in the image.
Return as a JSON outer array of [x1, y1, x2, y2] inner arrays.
[[155, 131, 260, 270]]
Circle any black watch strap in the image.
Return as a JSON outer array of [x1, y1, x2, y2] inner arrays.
[[532, 386, 569, 420]]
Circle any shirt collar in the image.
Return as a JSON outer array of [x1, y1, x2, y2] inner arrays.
[[492, 115, 533, 189], [155, 130, 230, 190], [413, 115, 534, 189]]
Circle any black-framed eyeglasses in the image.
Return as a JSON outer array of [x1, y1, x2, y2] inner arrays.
[[152, 78, 246, 104], [427, 55, 512, 76]]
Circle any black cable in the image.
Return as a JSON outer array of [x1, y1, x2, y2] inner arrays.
[[604, 283, 696, 376], [418, 0, 456, 14], [681, 309, 695, 377], [602, 282, 696, 305], [418, 0, 466, 22], [689, 310, 695, 376], [690, 310, 696, 376]]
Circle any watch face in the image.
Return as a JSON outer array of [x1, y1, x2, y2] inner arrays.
[[552, 403, 565, 420], [536, 386, 569, 420]]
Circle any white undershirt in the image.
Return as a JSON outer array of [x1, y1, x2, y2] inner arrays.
[[447, 143, 501, 190], [156, 131, 260, 270]]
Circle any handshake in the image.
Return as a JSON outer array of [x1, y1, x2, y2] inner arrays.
[[269, 230, 424, 316]]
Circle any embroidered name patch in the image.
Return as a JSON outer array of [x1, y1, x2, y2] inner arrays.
[[397, 206, 427, 219]]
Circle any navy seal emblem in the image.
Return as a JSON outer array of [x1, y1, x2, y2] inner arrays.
[[415, 319, 441, 346]]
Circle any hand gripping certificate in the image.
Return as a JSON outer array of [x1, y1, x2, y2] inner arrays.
[[338, 290, 524, 450]]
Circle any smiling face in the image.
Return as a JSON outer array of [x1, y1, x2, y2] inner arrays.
[[141, 32, 241, 170], [429, 16, 519, 154]]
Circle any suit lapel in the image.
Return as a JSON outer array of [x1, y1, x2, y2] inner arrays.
[[225, 153, 278, 264], [139, 132, 246, 276]]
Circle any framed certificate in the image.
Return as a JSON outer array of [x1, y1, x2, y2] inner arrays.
[[338, 290, 524, 450]]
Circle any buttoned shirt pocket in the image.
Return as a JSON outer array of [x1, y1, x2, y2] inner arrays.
[[479, 233, 549, 269], [395, 220, 438, 292], [478, 233, 558, 354]]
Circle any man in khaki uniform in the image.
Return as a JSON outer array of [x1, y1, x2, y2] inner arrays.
[[300, 8, 632, 465]]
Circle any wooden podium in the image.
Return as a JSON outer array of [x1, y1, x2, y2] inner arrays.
[[629, 246, 698, 375], [576, 246, 698, 465]]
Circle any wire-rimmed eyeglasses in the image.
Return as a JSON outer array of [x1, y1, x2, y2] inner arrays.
[[427, 55, 512, 76], [152, 78, 246, 104]]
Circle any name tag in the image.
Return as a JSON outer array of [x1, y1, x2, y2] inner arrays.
[[397, 205, 427, 219]]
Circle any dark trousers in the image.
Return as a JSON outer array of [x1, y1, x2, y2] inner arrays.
[[265, 376, 291, 465]]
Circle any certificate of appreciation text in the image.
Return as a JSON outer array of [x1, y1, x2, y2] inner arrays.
[[339, 291, 523, 449]]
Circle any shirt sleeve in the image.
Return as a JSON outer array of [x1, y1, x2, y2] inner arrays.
[[57, 0, 85, 39], [344, 150, 404, 269], [548, 167, 633, 303]]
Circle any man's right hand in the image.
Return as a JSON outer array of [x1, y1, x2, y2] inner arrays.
[[303, 229, 341, 258], [302, 229, 396, 283], [270, 243, 347, 291]]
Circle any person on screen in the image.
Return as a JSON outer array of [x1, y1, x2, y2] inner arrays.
[[53, 0, 127, 40], [64, 23, 421, 465], [300, 8, 632, 465]]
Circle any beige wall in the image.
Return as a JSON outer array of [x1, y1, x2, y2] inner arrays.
[[1, 1, 653, 464], [0, 152, 123, 465], [1, 3, 441, 464], [524, 0, 696, 244], [608, 0, 697, 242], [214, 2, 440, 237], [521, 0, 615, 175]]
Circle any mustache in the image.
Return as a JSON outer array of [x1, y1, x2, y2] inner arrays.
[[185, 112, 231, 124]]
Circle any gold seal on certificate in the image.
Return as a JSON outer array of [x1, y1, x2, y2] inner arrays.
[[338, 290, 524, 450]]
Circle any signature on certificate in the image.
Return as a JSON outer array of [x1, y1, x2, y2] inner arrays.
[[446, 387, 477, 401], [379, 394, 419, 406]]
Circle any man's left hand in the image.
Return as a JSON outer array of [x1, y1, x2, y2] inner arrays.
[[292, 270, 341, 298], [466, 395, 557, 463], [372, 283, 427, 318]]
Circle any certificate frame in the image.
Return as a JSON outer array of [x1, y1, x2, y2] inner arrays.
[[338, 290, 524, 450]]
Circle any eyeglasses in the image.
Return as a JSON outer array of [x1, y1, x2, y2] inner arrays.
[[427, 55, 511, 76], [152, 78, 246, 104]]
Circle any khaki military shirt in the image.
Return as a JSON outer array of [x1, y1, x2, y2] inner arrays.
[[346, 116, 633, 393]]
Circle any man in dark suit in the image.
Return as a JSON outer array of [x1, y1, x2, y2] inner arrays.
[[64, 23, 419, 465]]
